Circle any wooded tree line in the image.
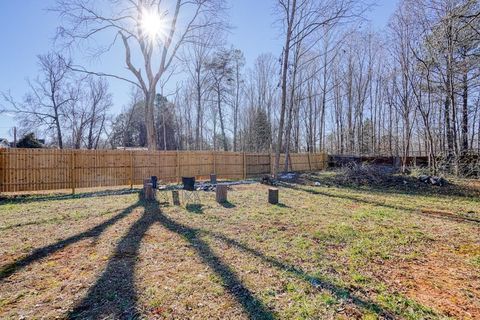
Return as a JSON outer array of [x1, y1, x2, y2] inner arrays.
[[1, 0, 479, 174], [2, 53, 111, 149]]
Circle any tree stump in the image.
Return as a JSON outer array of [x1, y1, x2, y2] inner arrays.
[[216, 184, 228, 203], [172, 190, 180, 206], [268, 188, 279, 204], [142, 179, 156, 201]]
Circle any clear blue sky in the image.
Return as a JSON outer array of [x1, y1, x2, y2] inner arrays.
[[0, 0, 398, 140]]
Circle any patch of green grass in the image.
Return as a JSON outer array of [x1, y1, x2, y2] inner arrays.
[[293, 235, 312, 250], [361, 312, 379, 320], [353, 208, 395, 221], [0, 203, 17, 213], [284, 292, 335, 319], [471, 255, 480, 268], [284, 281, 298, 293], [313, 223, 357, 245], [318, 292, 338, 306], [351, 271, 370, 284], [377, 292, 440, 320]]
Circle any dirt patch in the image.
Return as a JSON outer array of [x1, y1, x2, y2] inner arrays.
[[382, 246, 480, 319]]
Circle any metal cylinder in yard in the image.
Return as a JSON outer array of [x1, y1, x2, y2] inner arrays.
[[151, 176, 158, 189], [210, 173, 217, 185], [216, 183, 228, 203], [268, 188, 279, 205]]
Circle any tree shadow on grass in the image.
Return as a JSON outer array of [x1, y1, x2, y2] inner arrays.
[[155, 201, 275, 319], [68, 200, 275, 319], [281, 184, 480, 225], [0, 202, 141, 281], [205, 230, 396, 319], [68, 202, 155, 319], [186, 203, 205, 214], [0, 189, 140, 205], [220, 200, 236, 208]]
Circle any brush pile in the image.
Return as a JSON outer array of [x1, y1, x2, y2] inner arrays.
[[336, 164, 396, 186], [418, 175, 448, 186]]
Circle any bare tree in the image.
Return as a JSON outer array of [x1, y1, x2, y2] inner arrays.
[[389, 6, 418, 172], [206, 48, 234, 151], [180, 25, 224, 150], [65, 78, 112, 149], [85, 78, 112, 149], [273, 0, 366, 176], [54, 0, 226, 150], [230, 49, 245, 152], [1, 53, 74, 149], [246, 53, 279, 152]]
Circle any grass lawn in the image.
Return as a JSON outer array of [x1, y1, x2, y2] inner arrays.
[[0, 172, 479, 319]]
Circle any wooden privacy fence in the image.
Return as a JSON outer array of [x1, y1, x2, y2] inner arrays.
[[0, 149, 328, 193]]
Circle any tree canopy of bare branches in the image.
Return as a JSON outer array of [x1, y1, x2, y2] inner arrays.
[[54, 0, 227, 150]]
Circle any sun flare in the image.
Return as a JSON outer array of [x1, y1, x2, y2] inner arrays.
[[140, 9, 165, 42]]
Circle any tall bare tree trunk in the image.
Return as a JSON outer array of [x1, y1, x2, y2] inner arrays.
[[274, 0, 296, 177], [217, 88, 228, 151], [461, 70, 469, 153], [195, 81, 202, 150], [145, 92, 157, 150]]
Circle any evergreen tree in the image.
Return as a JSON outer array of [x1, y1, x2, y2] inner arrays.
[[246, 108, 272, 152], [16, 133, 43, 148]]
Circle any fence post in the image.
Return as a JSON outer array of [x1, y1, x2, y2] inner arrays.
[[71, 151, 76, 194], [212, 151, 216, 174], [129, 151, 134, 189], [0, 149, 5, 193], [176, 150, 180, 183], [243, 152, 247, 179], [270, 152, 273, 175]]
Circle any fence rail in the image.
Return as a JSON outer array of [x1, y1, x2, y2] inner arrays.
[[0, 149, 328, 193]]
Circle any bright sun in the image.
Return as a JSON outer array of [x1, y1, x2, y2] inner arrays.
[[140, 9, 164, 42]]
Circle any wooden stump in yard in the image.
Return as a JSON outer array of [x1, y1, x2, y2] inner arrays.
[[216, 184, 228, 203], [268, 188, 279, 204], [142, 179, 156, 201], [172, 190, 180, 206]]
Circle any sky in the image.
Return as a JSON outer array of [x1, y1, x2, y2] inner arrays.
[[0, 0, 398, 140]]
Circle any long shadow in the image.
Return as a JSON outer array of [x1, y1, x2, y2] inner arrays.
[[0, 189, 140, 205], [154, 201, 276, 320], [205, 231, 396, 319], [67, 201, 275, 320], [220, 201, 236, 208], [186, 203, 205, 214], [0, 202, 140, 281], [68, 201, 155, 319], [284, 183, 420, 212], [281, 183, 480, 225]]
